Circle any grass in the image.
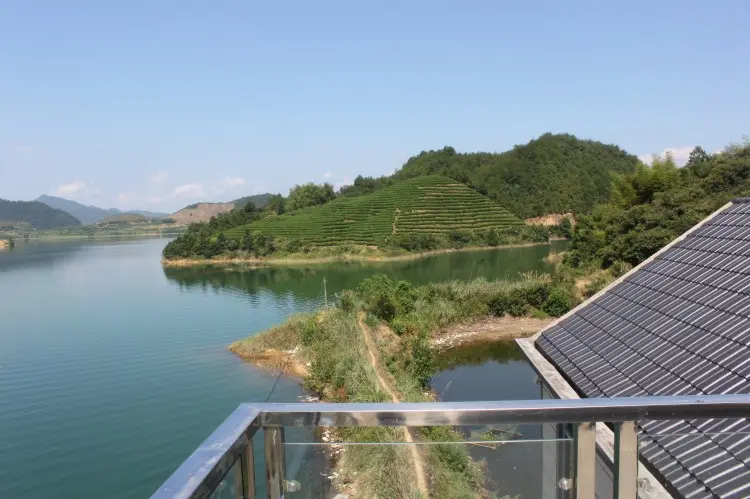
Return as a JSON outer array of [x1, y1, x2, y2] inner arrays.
[[224, 176, 522, 247], [359, 272, 575, 342]]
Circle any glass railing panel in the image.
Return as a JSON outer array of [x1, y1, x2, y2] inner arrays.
[[275, 423, 574, 498], [207, 457, 243, 499]]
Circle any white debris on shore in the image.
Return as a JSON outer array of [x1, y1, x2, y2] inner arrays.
[[432, 330, 479, 349], [320, 427, 345, 479]]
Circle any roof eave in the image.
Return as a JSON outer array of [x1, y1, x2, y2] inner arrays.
[[517, 337, 673, 498]]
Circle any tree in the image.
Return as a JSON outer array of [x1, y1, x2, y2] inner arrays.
[[686, 146, 713, 177], [265, 194, 286, 215], [564, 142, 750, 270], [687, 146, 711, 167], [286, 183, 335, 212], [242, 201, 257, 214], [216, 232, 228, 252]]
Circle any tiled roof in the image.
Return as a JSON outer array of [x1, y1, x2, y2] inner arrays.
[[537, 200, 750, 499]]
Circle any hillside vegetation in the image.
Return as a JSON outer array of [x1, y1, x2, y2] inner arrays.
[[394, 133, 639, 218], [0, 199, 81, 229], [565, 142, 750, 270], [162, 176, 542, 260], [228, 176, 522, 245]]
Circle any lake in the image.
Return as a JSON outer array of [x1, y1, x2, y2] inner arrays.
[[0, 238, 566, 498]]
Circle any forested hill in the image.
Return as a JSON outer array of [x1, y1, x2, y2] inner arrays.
[[163, 176, 542, 260], [565, 143, 750, 269], [0, 199, 81, 229], [392, 133, 639, 218]]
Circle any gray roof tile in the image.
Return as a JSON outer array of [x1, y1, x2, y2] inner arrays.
[[537, 201, 750, 498]]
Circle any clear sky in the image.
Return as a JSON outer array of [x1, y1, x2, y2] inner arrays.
[[1, 1, 748, 212]]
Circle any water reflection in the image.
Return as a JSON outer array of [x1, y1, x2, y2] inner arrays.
[[435, 340, 526, 371], [163, 241, 568, 302], [432, 341, 545, 498]]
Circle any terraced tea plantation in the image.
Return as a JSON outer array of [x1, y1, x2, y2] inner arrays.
[[225, 176, 523, 246]]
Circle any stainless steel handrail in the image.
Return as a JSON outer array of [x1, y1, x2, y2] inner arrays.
[[151, 395, 750, 499], [255, 394, 750, 426]]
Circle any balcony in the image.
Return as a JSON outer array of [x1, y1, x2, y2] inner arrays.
[[151, 395, 750, 498]]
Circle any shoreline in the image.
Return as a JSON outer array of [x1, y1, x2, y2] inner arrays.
[[162, 241, 557, 267], [230, 315, 554, 378], [1, 232, 181, 242]]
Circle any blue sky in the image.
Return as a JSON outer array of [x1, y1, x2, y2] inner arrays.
[[1, 1, 748, 212]]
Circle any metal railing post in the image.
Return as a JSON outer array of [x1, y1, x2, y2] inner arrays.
[[240, 437, 256, 499], [574, 422, 595, 498], [264, 427, 286, 499], [614, 421, 638, 499]]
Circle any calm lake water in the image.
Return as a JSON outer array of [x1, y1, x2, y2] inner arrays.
[[432, 342, 548, 498], [0, 238, 566, 498]]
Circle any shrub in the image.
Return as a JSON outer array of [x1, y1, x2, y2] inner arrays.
[[520, 281, 551, 308], [357, 274, 396, 307], [484, 228, 500, 246], [409, 331, 435, 387], [609, 260, 633, 278], [447, 229, 472, 248], [374, 294, 397, 322], [583, 274, 613, 298], [281, 238, 303, 253], [388, 232, 442, 252], [394, 280, 416, 315], [390, 316, 409, 336], [338, 290, 357, 312], [543, 287, 573, 316], [506, 289, 530, 317], [300, 317, 318, 346], [488, 292, 510, 317]]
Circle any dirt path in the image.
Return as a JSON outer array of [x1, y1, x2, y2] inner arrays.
[[357, 312, 429, 497], [431, 315, 555, 349]]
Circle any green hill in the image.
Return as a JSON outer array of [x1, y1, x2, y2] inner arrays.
[[0, 199, 81, 229], [393, 133, 639, 218], [233, 193, 272, 210], [224, 176, 522, 246]]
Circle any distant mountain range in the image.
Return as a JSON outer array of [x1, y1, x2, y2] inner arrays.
[[0, 192, 277, 230], [36, 195, 168, 224], [0, 199, 81, 229]]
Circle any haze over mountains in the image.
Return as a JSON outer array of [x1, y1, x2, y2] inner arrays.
[[36, 195, 168, 224]]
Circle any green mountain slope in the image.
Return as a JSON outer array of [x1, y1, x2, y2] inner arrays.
[[37, 195, 167, 224], [0, 199, 81, 229], [233, 193, 272, 210], [225, 176, 522, 246], [394, 133, 639, 218]]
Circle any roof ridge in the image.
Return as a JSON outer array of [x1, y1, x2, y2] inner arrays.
[[731, 197, 750, 203]]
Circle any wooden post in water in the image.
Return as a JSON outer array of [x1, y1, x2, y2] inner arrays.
[[323, 277, 328, 307]]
